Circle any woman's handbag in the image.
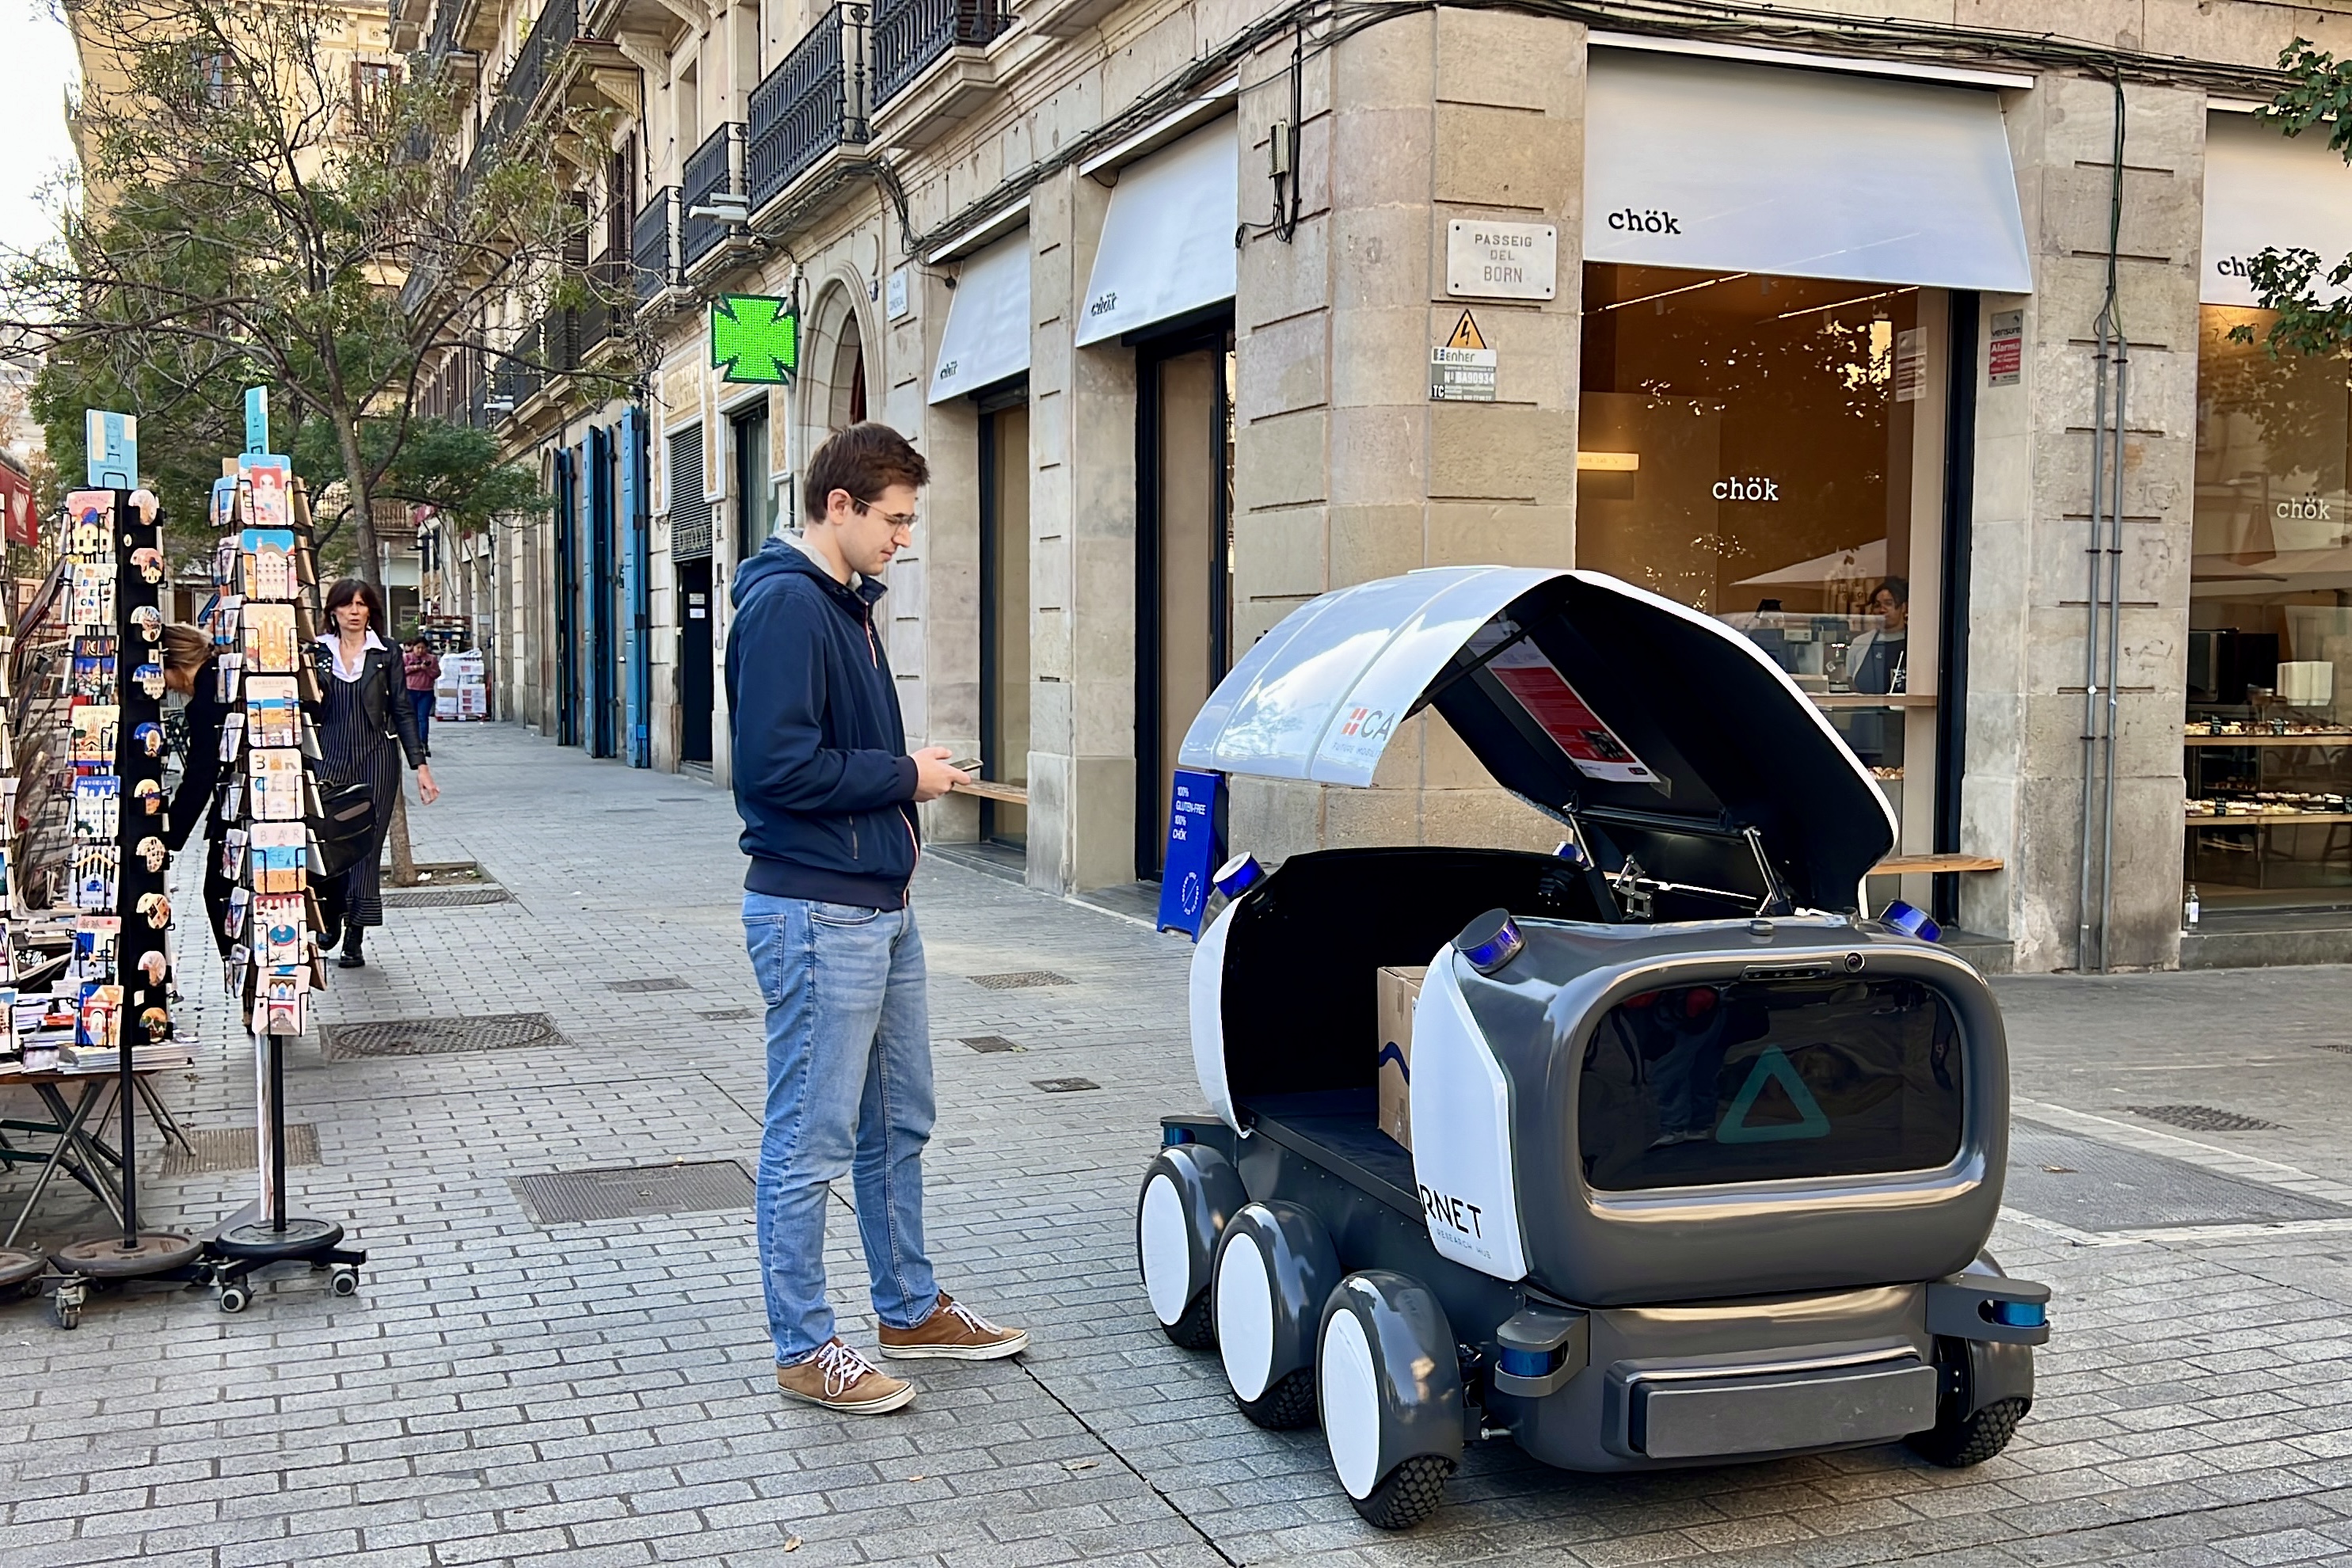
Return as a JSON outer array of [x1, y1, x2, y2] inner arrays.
[[312, 778, 376, 879]]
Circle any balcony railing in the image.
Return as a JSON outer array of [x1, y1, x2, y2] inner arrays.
[[577, 256, 629, 355], [493, 321, 546, 413], [680, 123, 746, 270], [748, 6, 870, 211], [633, 186, 680, 302], [462, 0, 580, 191], [871, 0, 1006, 108]]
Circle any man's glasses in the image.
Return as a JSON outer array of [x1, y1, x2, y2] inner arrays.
[[852, 497, 918, 534]]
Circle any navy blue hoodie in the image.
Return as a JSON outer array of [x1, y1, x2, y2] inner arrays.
[[726, 536, 920, 908]]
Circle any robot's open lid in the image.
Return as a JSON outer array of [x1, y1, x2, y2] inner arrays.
[[1178, 567, 1896, 909]]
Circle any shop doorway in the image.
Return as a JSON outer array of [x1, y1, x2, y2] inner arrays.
[[979, 394, 1029, 847], [678, 557, 714, 766], [732, 401, 774, 561], [554, 446, 580, 748], [1135, 323, 1236, 877]]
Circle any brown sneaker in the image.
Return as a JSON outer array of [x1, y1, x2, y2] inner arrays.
[[877, 1293, 1030, 1361], [775, 1338, 915, 1413]]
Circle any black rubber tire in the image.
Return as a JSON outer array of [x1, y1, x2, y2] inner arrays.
[[1164, 1290, 1216, 1350], [1350, 1452, 1454, 1529], [1236, 1366, 1317, 1430], [1906, 1396, 2029, 1467]]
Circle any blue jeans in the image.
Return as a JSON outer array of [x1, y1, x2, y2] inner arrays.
[[744, 892, 938, 1364], [409, 688, 434, 746]]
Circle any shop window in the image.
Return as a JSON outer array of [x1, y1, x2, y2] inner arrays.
[[733, 402, 774, 561], [2186, 307, 2352, 910], [1578, 264, 1945, 856]]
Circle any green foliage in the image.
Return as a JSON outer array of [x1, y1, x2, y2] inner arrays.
[[291, 414, 546, 541], [2234, 40, 2352, 360], [3, 0, 607, 580]]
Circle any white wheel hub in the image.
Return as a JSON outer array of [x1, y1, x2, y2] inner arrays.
[[1139, 1174, 1193, 1326], [1216, 1229, 1275, 1400], [1320, 1307, 1381, 1499]]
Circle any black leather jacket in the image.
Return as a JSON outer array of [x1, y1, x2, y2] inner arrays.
[[322, 641, 430, 770]]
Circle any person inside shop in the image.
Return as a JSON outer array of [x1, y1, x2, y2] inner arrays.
[[316, 578, 438, 971], [158, 623, 234, 955], [1848, 577, 1909, 695], [402, 634, 440, 749]]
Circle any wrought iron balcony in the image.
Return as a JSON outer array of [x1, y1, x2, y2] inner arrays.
[[633, 186, 681, 302], [748, 5, 870, 211], [578, 255, 630, 355], [680, 123, 747, 270], [492, 321, 546, 414], [871, 0, 1006, 109], [462, 0, 580, 192]]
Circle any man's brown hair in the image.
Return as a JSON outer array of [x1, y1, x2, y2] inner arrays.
[[802, 421, 931, 523]]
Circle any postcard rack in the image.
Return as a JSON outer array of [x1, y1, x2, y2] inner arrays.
[[202, 455, 364, 1307]]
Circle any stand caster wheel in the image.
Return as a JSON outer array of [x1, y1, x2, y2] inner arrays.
[[329, 1266, 360, 1297], [219, 1284, 250, 1313]]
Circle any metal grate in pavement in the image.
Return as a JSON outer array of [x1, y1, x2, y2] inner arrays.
[[967, 971, 1072, 990], [606, 976, 691, 993], [381, 885, 513, 908], [2006, 1125, 2344, 1231], [512, 1160, 755, 1225], [1033, 1077, 1099, 1094], [2124, 1104, 2282, 1133], [2315, 1042, 2352, 1055], [160, 1125, 319, 1176], [698, 1007, 754, 1022], [960, 1035, 1026, 1053], [323, 1012, 569, 1060]]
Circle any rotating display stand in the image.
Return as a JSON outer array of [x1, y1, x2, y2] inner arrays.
[[202, 453, 364, 1310], [47, 485, 205, 1328]]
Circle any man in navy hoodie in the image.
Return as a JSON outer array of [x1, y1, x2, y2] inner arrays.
[[729, 421, 1028, 1414]]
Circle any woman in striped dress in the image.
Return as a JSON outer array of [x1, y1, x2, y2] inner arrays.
[[318, 578, 438, 969]]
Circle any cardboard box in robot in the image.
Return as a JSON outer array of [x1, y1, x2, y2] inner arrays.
[[1376, 965, 1423, 1150]]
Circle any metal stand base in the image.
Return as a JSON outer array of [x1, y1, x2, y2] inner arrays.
[[47, 1235, 210, 1328], [0, 1247, 44, 1294], [206, 1205, 366, 1312]]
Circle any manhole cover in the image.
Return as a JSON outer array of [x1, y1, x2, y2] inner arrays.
[[160, 1125, 320, 1176], [323, 1013, 569, 1060], [1033, 1077, 1099, 1094], [960, 1035, 1025, 1053], [969, 971, 1072, 990], [2124, 1104, 2282, 1133], [2006, 1125, 2345, 1231], [607, 977, 691, 993], [511, 1160, 755, 1225], [381, 885, 513, 908], [698, 1007, 754, 1022]]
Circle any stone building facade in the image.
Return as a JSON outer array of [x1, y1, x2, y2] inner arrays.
[[407, 0, 2352, 972]]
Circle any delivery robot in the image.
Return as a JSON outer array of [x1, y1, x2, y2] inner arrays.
[[1134, 567, 2048, 1528]]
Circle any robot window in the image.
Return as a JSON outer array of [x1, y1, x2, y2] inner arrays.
[[1579, 976, 1963, 1191]]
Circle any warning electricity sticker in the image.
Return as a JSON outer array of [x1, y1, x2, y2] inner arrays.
[[1474, 632, 1656, 784]]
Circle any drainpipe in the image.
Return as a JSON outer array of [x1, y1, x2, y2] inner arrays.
[[2076, 74, 2129, 972]]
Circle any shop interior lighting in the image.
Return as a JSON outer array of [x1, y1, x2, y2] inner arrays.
[[1575, 451, 1640, 472], [1588, 272, 1750, 314], [1773, 287, 1911, 322]]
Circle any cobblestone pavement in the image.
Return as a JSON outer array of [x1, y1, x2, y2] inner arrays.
[[5, 722, 2352, 1567]]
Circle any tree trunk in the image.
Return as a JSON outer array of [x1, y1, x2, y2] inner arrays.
[[336, 410, 383, 591], [386, 786, 418, 887]]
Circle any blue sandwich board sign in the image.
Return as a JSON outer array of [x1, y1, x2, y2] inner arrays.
[[1156, 768, 1224, 940]]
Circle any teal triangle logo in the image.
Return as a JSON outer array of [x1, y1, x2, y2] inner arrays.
[[1715, 1046, 1830, 1143]]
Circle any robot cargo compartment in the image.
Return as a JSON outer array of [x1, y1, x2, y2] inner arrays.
[[1613, 1351, 1938, 1460]]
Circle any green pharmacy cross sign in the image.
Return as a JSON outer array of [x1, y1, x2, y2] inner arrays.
[[711, 295, 798, 385]]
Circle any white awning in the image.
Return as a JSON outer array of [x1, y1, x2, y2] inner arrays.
[[1585, 49, 2034, 292], [927, 232, 1031, 404], [2202, 111, 2352, 308], [1075, 116, 1237, 347]]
